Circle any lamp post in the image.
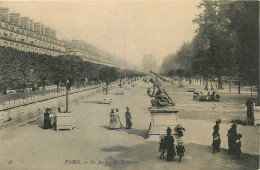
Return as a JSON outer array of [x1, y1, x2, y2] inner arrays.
[[65, 80, 71, 113]]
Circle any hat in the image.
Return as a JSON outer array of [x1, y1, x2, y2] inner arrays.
[[167, 127, 172, 133], [126, 107, 129, 110], [111, 108, 114, 112], [231, 124, 237, 128], [216, 119, 221, 124]]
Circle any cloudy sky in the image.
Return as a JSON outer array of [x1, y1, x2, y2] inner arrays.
[[0, 1, 202, 67]]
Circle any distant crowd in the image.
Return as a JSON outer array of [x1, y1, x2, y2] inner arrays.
[[193, 91, 220, 102]]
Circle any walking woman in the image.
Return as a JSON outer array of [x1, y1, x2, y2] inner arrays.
[[164, 127, 176, 162], [125, 107, 132, 129]]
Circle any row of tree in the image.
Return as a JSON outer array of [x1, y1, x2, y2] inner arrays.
[[0, 46, 144, 94], [160, 0, 259, 94]]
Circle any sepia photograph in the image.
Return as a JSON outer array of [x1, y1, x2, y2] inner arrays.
[[0, 0, 259, 170]]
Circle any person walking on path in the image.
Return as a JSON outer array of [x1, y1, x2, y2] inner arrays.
[[125, 107, 132, 129], [234, 133, 243, 159], [212, 120, 221, 154], [164, 127, 176, 162], [115, 108, 123, 128], [109, 108, 116, 129], [176, 138, 185, 162], [227, 124, 237, 155], [246, 98, 254, 125], [109, 108, 122, 129], [159, 134, 166, 159]]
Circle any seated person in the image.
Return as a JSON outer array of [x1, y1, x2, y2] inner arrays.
[[216, 93, 220, 101], [207, 92, 211, 101], [210, 92, 216, 101]]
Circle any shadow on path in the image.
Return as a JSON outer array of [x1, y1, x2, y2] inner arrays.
[[101, 142, 259, 170], [100, 125, 149, 139]]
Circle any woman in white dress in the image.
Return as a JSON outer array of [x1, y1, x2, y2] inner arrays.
[[109, 108, 122, 129]]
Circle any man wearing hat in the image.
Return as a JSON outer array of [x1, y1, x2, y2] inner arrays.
[[246, 98, 254, 125], [125, 107, 132, 129], [163, 127, 176, 162], [227, 124, 237, 155]]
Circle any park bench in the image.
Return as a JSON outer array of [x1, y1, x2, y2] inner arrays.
[[187, 88, 195, 92], [178, 84, 184, 88], [114, 91, 124, 95]]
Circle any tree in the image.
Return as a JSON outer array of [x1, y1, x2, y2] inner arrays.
[[159, 54, 177, 75], [98, 67, 119, 94], [193, 1, 233, 89]]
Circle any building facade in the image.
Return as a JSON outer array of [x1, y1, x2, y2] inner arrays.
[[142, 55, 157, 74], [0, 7, 65, 56], [65, 40, 130, 69], [0, 7, 134, 70]]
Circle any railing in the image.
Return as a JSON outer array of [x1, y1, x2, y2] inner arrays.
[[0, 82, 118, 111]]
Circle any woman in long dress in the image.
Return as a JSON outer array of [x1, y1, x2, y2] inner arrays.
[[109, 108, 122, 129], [164, 127, 176, 161], [114, 108, 122, 129], [125, 107, 132, 129], [109, 108, 116, 129]]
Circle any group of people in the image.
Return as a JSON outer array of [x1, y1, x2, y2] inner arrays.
[[109, 107, 132, 130], [211, 120, 242, 159], [159, 125, 186, 162], [193, 91, 220, 102]]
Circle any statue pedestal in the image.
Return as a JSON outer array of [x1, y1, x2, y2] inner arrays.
[[148, 106, 179, 136]]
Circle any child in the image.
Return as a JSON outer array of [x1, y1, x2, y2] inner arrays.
[[212, 131, 221, 153], [159, 135, 166, 159], [234, 133, 242, 159], [176, 138, 185, 162]]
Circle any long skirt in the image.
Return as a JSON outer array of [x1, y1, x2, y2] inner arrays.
[[166, 146, 176, 161]]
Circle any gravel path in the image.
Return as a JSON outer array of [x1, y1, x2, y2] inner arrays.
[[0, 81, 259, 170]]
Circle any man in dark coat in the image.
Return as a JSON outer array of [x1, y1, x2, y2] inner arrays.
[[246, 98, 254, 125], [212, 120, 221, 153], [227, 124, 237, 155], [164, 127, 176, 162]]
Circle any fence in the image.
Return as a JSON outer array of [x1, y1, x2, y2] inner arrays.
[[0, 82, 118, 111]]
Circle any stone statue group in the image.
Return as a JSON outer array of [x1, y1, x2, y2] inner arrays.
[[147, 71, 174, 107]]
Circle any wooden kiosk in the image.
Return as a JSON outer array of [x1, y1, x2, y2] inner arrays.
[[56, 112, 75, 130], [148, 106, 179, 136]]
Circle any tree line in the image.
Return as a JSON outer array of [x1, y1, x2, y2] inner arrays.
[[0, 46, 144, 94], [160, 1, 259, 93]]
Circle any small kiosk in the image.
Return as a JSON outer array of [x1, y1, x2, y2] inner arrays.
[[56, 112, 75, 130]]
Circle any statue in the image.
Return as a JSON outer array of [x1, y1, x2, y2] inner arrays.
[[147, 71, 174, 107]]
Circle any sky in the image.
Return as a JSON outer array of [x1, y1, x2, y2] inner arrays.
[[0, 1, 202, 68]]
